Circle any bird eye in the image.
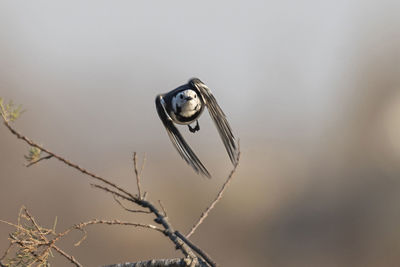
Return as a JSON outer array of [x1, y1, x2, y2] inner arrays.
[[194, 94, 197, 98], [180, 94, 183, 99]]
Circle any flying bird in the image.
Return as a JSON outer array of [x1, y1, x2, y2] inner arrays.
[[155, 78, 238, 178]]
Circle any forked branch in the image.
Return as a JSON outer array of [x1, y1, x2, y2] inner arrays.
[[0, 99, 242, 267]]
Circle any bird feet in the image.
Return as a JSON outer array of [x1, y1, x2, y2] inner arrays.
[[188, 120, 200, 133]]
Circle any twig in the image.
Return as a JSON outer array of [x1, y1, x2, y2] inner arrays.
[[0, 243, 12, 262], [113, 195, 151, 214], [0, 219, 32, 235], [74, 219, 163, 233], [92, 184, 204, 265], [23, 207, 47, 242], [186, 142, 241, 238], [26, 155, 53, 167], [0, 111, 135, 201], [133, 152, 145, 199], [158, 200, 167, 217], [91, 184, 135, 203], [53, 218, 163, 246], [175, 231, 217, 267], [74, 228, 88, 247], [52, 245, 82, 267], [55, 218, 163, 247]]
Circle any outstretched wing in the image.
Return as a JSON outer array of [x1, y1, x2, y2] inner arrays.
[[191, 78, 239, 165], [155, 95, 211, 178]]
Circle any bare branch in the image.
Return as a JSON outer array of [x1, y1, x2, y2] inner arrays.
[[52, 245, 82, 267], [90, 184, 203, 264], [73, 219, 163, 233], [0, 243, 12, 262], [23, 207, 48, 242], [186, 142, 241, 238], [74, 228, 88, 247], [158, 200, 167, 217], [0, 111, 135, 200], [91, 185, 214, 266], [53, 218, 164, 247], [175, 231, 217, 267], [52, 218, 163, 246], [91, 184, 136, 203], [133, 152, 146, 199], [113, 195, 151, 214], [0, 219, 31, 235]]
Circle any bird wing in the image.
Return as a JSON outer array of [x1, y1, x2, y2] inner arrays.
[[191, 79, 239, 165], [155, 95, 211, 178]]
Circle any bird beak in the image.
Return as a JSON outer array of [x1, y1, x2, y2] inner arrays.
[[185, 96, 193, 101]]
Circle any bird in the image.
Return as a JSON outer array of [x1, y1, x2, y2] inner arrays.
[[155, 78, 238, 178]]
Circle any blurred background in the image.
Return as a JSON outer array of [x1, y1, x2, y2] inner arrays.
[[0, 1, 400, 266]]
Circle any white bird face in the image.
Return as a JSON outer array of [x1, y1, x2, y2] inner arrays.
[[172, 89, 201, 118]]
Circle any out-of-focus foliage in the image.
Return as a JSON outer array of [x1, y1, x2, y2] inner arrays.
[[0, 207, 56, 267], [24, 147, 42, 165], [0, 98, 24, 123]]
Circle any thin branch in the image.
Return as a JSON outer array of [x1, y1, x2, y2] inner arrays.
[[52, 245, 82, 267], [23, 208, 48, 242], [0, 243, 12, 262], [158, 200, 167, 217], [74, 228, 88, 247], [25, 155, 53, 167], [0, 219, 36, 238], [91, 184, 135, 203], [175, 231, 217, 267], [0, 111, 135, 200], [73, 219, 163, 233], [133, 152, 145, 199], [186, 142, 241, 238], [113, 195, 151, 214], [54, 219, 163, 246]]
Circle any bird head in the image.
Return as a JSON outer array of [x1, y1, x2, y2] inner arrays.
[[172, 89, 201, 117]]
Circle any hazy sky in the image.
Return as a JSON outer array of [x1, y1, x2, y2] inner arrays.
[[0, 1, 400, 266]]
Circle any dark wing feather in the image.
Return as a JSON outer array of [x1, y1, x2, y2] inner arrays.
[[155, 95, 211, 178], [191, 79, 239, 165]]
